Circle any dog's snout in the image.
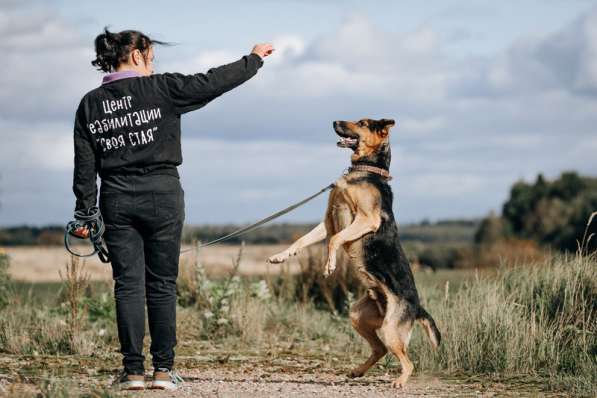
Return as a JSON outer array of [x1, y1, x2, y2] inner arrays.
[[333, 121, 345, 131]]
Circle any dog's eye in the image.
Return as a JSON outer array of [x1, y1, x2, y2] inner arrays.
[[358, 121, 367, 127]]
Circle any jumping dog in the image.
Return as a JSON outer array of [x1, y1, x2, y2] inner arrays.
[[268, 118, 441, 388]]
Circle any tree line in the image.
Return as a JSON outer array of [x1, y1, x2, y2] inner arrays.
[[475, 171, 597, 252]]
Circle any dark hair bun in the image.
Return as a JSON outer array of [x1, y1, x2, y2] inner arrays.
[[91, 28, 121, 72], [91, 27, 169, 73]]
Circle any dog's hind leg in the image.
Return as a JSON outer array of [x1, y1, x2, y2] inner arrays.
[[367, 288, 385, 316], [348, 295, 387, 378], [379, 296, 416, 389]]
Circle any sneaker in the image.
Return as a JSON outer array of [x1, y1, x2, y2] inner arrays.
[[113, 370, 145, 390], [150, 368, 184, 390]]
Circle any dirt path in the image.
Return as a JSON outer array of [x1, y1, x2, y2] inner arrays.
[[120, 368, 552, 397], [0, 354, 561, 397], [141, 369, 460, 397]]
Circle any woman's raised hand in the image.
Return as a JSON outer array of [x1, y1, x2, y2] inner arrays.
[[251, 43, 275, 59]]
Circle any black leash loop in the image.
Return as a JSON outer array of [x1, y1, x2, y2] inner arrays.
[[64, 206, 111, 263]]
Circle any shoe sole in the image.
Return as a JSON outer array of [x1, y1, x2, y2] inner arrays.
[[150, 380, 177, 390], [119, 381, 146, 391]]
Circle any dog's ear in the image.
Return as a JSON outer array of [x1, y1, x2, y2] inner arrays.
[[381, 119, 395, 128], [378, 119, 395, 137]]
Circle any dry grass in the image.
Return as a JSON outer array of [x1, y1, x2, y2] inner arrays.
[[0, 236, 595, 396], [59, 256, 90, 354], [409, 252, 596, 395]]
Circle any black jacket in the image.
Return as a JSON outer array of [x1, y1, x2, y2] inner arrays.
[[72, 53, 263, 211]]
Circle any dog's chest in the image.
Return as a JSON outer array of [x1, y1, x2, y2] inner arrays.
[[332, 203, 353, 232], [326, 186, 355, 233]]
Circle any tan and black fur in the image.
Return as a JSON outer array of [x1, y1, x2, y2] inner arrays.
[[268, 118, 441, 388]]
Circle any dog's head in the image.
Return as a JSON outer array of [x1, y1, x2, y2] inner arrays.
[[333, 118, 395, 169]]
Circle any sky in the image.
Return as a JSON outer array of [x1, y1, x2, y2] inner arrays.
[[1, 0, 597, 226]]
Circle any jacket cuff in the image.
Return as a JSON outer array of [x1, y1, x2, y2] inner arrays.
[[248, 52, 265, 68], [75, 198, 96, 212]]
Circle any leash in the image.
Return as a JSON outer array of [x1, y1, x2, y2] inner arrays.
[[180, 182, 336, 253], [64, 206, 111, 263], [181, 167, 392, 252]]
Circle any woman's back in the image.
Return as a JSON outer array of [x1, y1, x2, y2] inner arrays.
[[74, 53, 263, 211]]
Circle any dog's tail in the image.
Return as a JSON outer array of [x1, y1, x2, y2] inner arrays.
[[417, 306, 441, 349]]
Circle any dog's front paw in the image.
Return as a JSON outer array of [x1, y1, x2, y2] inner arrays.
[[267, 251, 290, 264], [323, 258, 336, 277], [391, 377, 408, 389], [347, 368, 365, 378]]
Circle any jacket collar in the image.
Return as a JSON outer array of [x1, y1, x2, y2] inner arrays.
[[102, 70, 142, 85]]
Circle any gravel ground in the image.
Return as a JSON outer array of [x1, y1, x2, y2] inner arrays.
[[126, 368, 554, 398], [0, 363, 566, 397]]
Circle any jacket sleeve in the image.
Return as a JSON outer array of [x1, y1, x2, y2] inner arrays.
[[161, 53, 264, 114], [72, 100, 98, 212]]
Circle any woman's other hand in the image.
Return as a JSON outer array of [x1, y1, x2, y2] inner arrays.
[[73, 226, 89, 239], [251, 43, 274, 59]]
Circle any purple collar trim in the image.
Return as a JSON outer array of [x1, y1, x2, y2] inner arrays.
[[102, 70, 142, 85]]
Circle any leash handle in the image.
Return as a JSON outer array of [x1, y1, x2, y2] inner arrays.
[[64, 207, 111, 263]]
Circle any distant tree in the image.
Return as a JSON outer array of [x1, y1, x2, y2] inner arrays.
[[549, 171, 585, 200], [474, 211, 504, 245], [502, 180, 534, 235], [559, 191, 597, 251], [486, 171, 596, 252]]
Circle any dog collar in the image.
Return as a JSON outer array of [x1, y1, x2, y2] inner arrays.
[[347, 165, 392, 180]]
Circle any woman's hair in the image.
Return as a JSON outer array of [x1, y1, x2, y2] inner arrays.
[[91, 27, 170, 73]]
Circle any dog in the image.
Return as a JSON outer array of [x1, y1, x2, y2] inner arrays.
[[267, 118, 441, 388]]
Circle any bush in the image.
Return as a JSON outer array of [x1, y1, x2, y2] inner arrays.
[[0, 250, 12, 309], [266, 245, 365, 314], [178, 244, 275, 339]]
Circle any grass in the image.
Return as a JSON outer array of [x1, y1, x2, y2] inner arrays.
[[0, 246, 595, 396], [410, 253, 596, 395], [176, 246, 596, 395]]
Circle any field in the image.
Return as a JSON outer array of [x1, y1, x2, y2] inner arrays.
[[0, 244, 595, 397], [2, 244, 294, 282]]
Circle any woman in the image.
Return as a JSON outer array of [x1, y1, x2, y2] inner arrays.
[[72, 28, 273, 390]]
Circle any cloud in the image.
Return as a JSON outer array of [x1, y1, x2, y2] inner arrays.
[[400, 116, 446, 135], [165, 16, 454, 104], [0, 119, 74, 171], [0, 4, 98, 121], [455, 6, 597, 97], [1, 4, 597, 225]]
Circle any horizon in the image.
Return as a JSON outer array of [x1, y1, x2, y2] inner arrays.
[[0, 216, 483, 229]]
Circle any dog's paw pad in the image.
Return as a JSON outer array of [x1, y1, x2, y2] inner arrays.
[[267, 254, 288, 264], [347, 370, 364, 378], [391, 378, 408, 389], [323, 264, 336, 277]]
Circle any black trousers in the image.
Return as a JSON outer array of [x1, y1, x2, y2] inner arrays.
[[99, 172, 184, 374]]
